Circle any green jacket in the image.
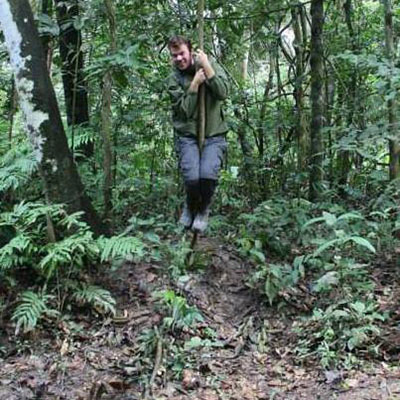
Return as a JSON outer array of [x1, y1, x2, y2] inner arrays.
[[167, 60, 229, 138]]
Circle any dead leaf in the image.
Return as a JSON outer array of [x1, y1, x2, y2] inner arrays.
[[146, 272, 157, 282], [199, 389, 219, 400], [325, 370, 342, 384], [268, 379, 284, 387], [345, 378, 359, 388], [182, 369, 200, 389], [60, 339, 69, 356], [108, 377, 127, 390]]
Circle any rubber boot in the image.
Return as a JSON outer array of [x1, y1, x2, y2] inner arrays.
[[179, 180, 200, 228], [179, 202, 193, 228], [192, 179, 216, 233]]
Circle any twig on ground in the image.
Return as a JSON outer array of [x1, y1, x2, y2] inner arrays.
[[143, 336, 163, 399], [219, 316, 254, 360]]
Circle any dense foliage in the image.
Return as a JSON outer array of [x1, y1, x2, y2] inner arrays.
[[1, 0, 400, 372]]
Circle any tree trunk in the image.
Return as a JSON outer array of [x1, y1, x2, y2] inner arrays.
[[337, 0, 355, 194], [309, 0, 324, 201], [41, 0, 53, 71], [197, 0, 205, 151], [55, 0, 92, 157], [292, 5, 308, 172], [8, 78, 17, 146], [240, 28, 251, 81], [383, 0, 400, 180], [0, 0, 105, 235], [257, 45, 275, 159], [101, 0, 116, 219]]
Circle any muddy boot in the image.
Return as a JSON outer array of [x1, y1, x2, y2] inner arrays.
[[192, 206, 210, 233], [179, 202, 193, 228], [192, 179, 216, 233], [179, 180, 200, 229]]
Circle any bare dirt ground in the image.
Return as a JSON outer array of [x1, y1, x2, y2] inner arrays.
[[1, 238, 399, 399]]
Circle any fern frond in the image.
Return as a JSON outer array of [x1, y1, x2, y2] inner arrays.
[[72, 284, 116, 315], [0, 234, 34, 270], [59, 211, 89, 230], [11, 291, 58, 335], [40, 231, 98, 279], [0, 145, 37, 192], [98, 235, 145, 262]]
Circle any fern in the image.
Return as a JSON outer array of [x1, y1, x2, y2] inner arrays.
[[0, 233, 34, 270], [67, 125, 96, 149], [0, 144, 37, 192], [59, 211, 89, 230], [72, 284, 116, 315], [98, 235, 145, 262], [1, 202, 61, 232], [11, 291, 58, 335], [40, 231, 98, 279], [0, 202, 98, 278]]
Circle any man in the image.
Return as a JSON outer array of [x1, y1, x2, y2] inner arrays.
[[167, 35, 229, 233]]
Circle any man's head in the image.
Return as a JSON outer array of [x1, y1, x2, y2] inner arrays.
[[168, 35, 193, 71]]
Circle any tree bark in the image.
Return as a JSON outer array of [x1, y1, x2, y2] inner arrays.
[[309, 0, 324, 201], [337, 0, 355, 193], [8, 78, 17, 146], [197, 0, 206, 151], [383, 0, 400, 180], [240, 28, 251, 81], [55, 0, 92, 157], [292, 5, 308, 172], [41, 0, 53, 71], [0, 0, 105, 235], [101, 0, 116, 219], [257, 44, 275, 159]]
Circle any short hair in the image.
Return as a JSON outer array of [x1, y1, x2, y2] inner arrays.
[[168, 35, 192, 52]]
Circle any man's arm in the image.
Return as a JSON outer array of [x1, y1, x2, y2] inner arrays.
[[167, 71, 206, 119], [195, 50, 229, 100]]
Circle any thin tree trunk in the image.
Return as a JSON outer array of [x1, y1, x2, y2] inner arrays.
[[0, 0, 105, 235], [236, 27, 256, 180], [8, 78, 17, 146], [101, 0, 116, 219], [383, 0, 400, 180], [309, 0, 324, 201], [197, 0, 205, 151], [257, 45, 275, 159], [337, 0, 356, 193], [240, 28, 251, 81], [55, 0, 92, 158], [41, 0, 53, 71], [292, 5, 308, 172], [275, 26, 283, 151]]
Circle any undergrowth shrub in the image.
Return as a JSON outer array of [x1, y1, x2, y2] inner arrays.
[[0, 143, 38, 195], [294, 299, 386, 369], [0, 201, 148, 334], [238, 197, 313, 258], [238, 196, 395, 367]]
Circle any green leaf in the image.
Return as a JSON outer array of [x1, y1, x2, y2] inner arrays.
[[331, 309, 349, 319], [322, 212, 337, 227], [302, 216, 326, 229], [348, 236, 376, 253], [184, 336, 204, 349], [350, 301, 366, 315], [313, 238, 340, 258], [314, 271, 339, 290], [250, 249, 265, 263], [337, 212, 364, 222]]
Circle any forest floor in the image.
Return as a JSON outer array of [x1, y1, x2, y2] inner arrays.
[[1, 236, 400, 400]]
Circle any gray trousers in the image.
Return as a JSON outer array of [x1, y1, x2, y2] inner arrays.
[[176, 135, 227, 183]]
